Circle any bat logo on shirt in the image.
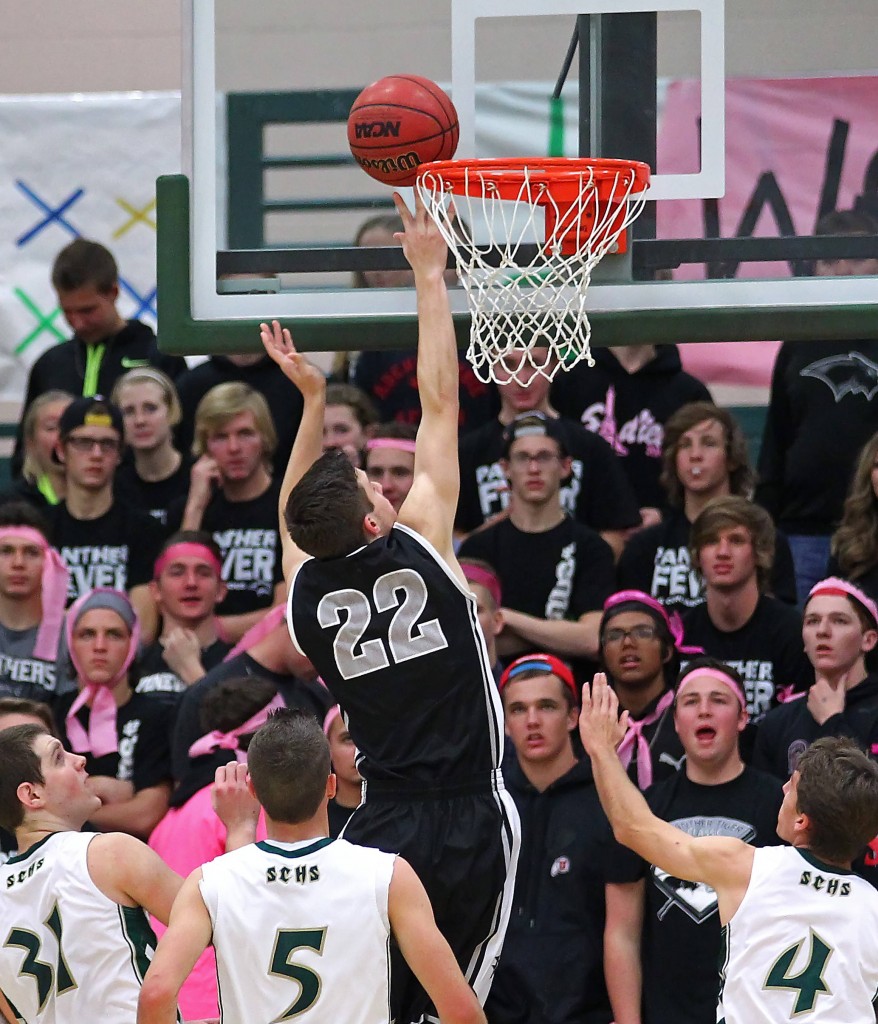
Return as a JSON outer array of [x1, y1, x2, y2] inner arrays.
[[801, 352, 878, 402]]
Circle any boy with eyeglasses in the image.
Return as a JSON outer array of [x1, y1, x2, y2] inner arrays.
[[49, 397, 165, 623], [458, 414, 616, 674], [599, 589, 698, 787]]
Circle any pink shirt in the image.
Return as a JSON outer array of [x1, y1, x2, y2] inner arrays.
[[149, 784, 267, 1020]]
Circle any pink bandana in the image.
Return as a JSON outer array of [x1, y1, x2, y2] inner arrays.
[[153, 541, 223, 580], [188, 692, 286, 761], [676, 666, 748, 711], [807, 577, 878, 628], [603, 589, 703, 655], [616, 689, 676, 789], [323, 705, 341, 736], [365, 438, 417, 453], [462, 563, 502, 607], [0, 526, 68, 661], [64, 589, 141, 759]]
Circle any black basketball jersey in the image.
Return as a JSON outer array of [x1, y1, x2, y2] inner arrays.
[[287, 524, 504, 784]]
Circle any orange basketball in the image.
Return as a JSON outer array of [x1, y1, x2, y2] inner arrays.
[[348, 75, 459, 187]]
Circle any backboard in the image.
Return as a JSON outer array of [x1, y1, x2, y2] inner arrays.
[[158, 0, 878, 355]]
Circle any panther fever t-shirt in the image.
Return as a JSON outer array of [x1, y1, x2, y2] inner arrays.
[[49, 501, 166, 603]]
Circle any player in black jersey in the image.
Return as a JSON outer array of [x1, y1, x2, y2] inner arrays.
[[259, 192, 519, 1024]]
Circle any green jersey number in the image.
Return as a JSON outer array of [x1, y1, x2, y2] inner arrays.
[[4, 902, 77, 1011], [269, 927, 327, 1021], [764, 928, 833, 1015]]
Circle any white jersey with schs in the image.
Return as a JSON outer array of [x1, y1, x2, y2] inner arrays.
[[0, 831, 157, 1024], [200, 837, 395, 1024], [718, 845, 878, 1023]]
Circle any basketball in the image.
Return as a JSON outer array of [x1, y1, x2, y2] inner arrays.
[[348, 74, 459, 187]]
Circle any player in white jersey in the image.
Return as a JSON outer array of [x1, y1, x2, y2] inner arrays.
[[0, 724, 182, 1024], [579, 673, 878, 1024], [138, 708, 487, 1024]]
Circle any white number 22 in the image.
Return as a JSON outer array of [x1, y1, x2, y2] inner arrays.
[[316, 568, 448, 680]]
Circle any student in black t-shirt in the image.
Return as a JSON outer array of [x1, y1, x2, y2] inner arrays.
[[455, 350, 641, 558], [364, 422, 417, 512], [599, 590, 691, 786], [112, 368, 193, 527], [48, 396, 166, 632], [176, 382, 285, 641], [136, 531, 232, 702], [617, 401, 797, 614], [1, 390, 72, 510], [683, 497, 812, 723], [322, 382, 378, 469], [55, 588, 174, 840], [0, 503, 68, 704], [459, 414, 616, 672], [604, 658, 783, 1024]]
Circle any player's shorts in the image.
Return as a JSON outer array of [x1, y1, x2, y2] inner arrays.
[[342, 769, 520, 1024]]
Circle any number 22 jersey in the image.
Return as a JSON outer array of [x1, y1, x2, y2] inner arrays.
[[287, 524, 503, 784]]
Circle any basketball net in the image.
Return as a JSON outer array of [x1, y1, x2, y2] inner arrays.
[[417, 159, 649, 384]]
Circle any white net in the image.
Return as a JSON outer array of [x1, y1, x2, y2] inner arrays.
[[417, 160, 649, 385]]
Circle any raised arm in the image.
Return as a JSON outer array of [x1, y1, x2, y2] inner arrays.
[[260, 321, 327, 579], [392, 193, 462, 571], [579, 674, 754, 923]]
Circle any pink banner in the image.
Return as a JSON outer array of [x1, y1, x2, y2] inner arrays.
[[657, 76, 878, 387]]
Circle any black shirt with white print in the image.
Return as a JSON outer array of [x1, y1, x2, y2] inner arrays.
[[169, 481, 284, 617], [550, 346, 711, 511], [114, 454, 194, 528], [681, 595, 812, 722], [0, 623, 58, 703], [55, 689, 174, 792], [606, 767, 784, 1024], [135, 637, 232, 703], [616, 507, 798, 615], [49, 501, 166, 604], [455, 416, 641, 535]]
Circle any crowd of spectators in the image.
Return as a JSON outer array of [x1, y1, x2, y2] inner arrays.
[[3, 211, 878, 1023]]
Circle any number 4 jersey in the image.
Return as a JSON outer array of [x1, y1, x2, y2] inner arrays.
[[199, 837, 395, 1024], [287, 524, 504, 783], [718, 845, 878, 1023], [0, 831, 157, 1024]]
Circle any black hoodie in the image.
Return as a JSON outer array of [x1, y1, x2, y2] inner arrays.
[[551, 346, 711, 509], [487, 756, 613, 1024]]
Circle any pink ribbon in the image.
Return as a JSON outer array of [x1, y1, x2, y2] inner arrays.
[[0, 526, 69, 661], [64, 589, 141, 759], [188, 692, 286, 760], [676, 666, 749, 714], [365, 438, 417, 453], [154, 541, 223, 580], [223, 604, 288, 662], [808, 577, 878, 627], [616, 689, 676, 789], [461, 563, 502, 607]]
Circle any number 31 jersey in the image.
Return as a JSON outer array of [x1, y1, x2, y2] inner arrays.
[[0, 831, 157, 1024], [287, 524, 503, 783]]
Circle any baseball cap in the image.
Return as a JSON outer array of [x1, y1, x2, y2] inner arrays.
[[58, 395, 124, 439], [501, 412, 568, 459]]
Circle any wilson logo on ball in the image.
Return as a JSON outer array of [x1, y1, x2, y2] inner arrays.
[[355, 152, 420, 175], [354, 121, 402, 139]]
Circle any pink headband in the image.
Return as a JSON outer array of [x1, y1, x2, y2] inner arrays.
[[224, 603, 288, 662], [603, 589, 704, 655], [154, 542, 223, 580], [676, 666, 748, 710], [0, 527, 68, 661], [365, 438, 417, 454], [64, 588, 141, 759], [188, 692, 286, 761], [807, 576, 878, 628], [462, 564, 502, 607], [323, 705, 341, 735]]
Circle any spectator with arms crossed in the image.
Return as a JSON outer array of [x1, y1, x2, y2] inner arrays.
[[582, 678, 878, 1024], [260, 192, 519, 1024]]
